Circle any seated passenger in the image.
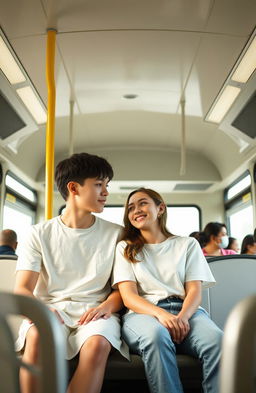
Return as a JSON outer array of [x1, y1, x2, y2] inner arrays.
[[200, 222, 236, 257], [113, 188, 223, 393], [0, 229, 18, 256], [226, 236, 240, 253], [189, 231, 201, 246], [240, 234, 256, 255], [14, 152, 128, 393]]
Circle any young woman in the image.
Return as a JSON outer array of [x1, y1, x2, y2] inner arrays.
[[240, 234, 256, 255], [200, 222, 236, 257], [113, 188, 223, 393]]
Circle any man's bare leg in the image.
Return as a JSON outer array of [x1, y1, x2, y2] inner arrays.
[[67, 335, 111, 393]]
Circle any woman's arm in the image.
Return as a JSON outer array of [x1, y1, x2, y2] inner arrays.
[[78, 289, 124, 325], [118, 281, 190, 343], [178, 280, 202, 321]]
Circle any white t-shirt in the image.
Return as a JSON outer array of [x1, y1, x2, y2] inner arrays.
[[112, 236, 216, 305], [16, 216, 121, 308]]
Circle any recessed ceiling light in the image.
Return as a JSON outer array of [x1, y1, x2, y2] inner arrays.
[[123, 94, 138, 99]]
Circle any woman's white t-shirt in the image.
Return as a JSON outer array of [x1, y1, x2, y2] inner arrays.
[[112, 236, 215, 305]]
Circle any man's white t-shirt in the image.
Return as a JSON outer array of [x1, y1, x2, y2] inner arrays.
[[16, 215, 121, 309], [15, 215, 132, 360], [112, 236, 216, 306]]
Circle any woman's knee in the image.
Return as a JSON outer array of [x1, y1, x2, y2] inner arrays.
[[144, 323, 172, 348]]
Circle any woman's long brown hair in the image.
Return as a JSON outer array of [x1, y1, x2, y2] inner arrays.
[[121, 188, 173, 263]]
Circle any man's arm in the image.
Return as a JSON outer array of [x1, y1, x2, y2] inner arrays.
[[14, 270, 64, 323], [14, 270, 39, 297]]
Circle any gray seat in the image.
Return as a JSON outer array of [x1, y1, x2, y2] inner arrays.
[[207, 255, 256, 329], [220, 295, 256, 393], [0, 292, 67, 393], [0, 254, 18, 260]]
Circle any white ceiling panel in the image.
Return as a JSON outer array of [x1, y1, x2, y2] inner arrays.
[[58, 30, 201, 114], [206, 0, 256, 35], [0, 0, 46, 38], [42, 0, 212, 32]]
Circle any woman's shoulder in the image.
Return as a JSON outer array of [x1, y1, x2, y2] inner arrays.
[[116, 240, 128, 250], [169, 235, 196, 245]]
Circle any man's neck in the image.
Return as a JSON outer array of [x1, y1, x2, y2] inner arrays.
[[61, 208, 95, 229]]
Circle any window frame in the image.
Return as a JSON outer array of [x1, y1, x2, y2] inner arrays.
[[4, 171, 37, 211]]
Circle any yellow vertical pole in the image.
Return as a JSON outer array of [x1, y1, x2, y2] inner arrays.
[[45, 29, 57, 220]]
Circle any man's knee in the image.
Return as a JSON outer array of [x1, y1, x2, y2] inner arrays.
[[81, 335, 111, 363], [23, 326, 40, 362]]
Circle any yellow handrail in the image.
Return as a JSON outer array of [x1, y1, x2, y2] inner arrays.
[[45, 29, 57, 220]]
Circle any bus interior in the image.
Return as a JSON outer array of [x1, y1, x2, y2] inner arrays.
[[0, 1, 256, 392]]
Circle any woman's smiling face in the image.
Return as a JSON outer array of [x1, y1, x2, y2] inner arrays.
[[127, 191, 163, 230]]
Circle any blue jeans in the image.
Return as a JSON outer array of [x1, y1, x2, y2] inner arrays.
[[122, 298, 223, 393]]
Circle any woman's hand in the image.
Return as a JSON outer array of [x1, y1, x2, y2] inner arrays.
[[156, 308, 190, 343], [78, 304, 112, 325]]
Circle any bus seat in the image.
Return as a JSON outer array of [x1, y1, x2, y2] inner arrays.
[[220, 295, 256, 393], [0, 257, 21, 339], [207, 255, 256, 329], [69, 346, 203, 392], [0, 292, 67, 393], [0, 256, 17, 291]]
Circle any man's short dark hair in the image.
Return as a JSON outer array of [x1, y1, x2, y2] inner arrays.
[[55, 152, 114, 200]]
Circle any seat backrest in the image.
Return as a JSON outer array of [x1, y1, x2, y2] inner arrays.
[[0, 258, 22, 339], [207, 255, 256, 329], [0, 257, 17, 291], [220, 295, 256, 393], [0, 292, 67, 393]]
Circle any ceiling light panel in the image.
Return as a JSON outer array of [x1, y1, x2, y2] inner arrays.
[[207, 85, 241, 123], [16, 86, 47, 124], [0, 36, 26, 84], [231, 36, 256, 83]]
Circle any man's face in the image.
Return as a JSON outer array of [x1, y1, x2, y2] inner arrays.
[[71, 177, 109, 213]]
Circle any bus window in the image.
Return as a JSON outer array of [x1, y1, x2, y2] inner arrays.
[[3, 173, 37, 255], [94, 205, 201, 236], [225, 171, 253, 244]]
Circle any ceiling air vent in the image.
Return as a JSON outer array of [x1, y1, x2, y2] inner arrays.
[[231, 92, 256, 138], [119, 186, 144, 190], [174, 183, 213, 191], [0, 91, 26, 139]]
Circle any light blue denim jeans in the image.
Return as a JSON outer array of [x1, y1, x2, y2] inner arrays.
[[122, 297, 223, 393]]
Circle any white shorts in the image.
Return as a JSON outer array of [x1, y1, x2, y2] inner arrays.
[[16, 308, 129, 360]]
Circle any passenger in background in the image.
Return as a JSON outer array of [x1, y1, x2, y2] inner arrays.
[[0, 229, 18, 256], [240, 234, 256, 255], [226, 236, 240, 253], [200, 222, 236, 257], [113, 188, 222, 393], [189, 231, 203, 247]]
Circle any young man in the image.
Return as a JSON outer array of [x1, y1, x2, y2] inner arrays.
[[15, 152, 128, 393]]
